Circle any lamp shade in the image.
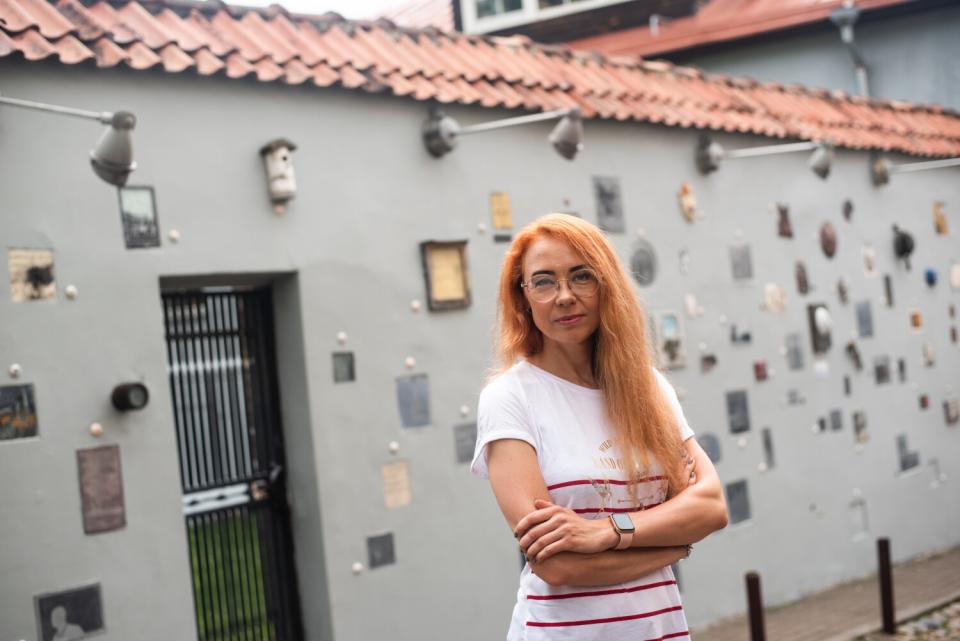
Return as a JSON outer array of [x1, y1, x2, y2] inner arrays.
[[809, 143, 833, 179], [548, 109, 583, 160], [695, 134, 724, 174], [422, 111, 461, 158], [90, 111, 137, 186]]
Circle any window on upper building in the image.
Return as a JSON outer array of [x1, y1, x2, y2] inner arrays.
[[476, 0, 522, 18], [538, 0, 587, 7]]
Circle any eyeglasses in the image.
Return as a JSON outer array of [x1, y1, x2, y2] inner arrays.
[[521, 269, 601, 303]]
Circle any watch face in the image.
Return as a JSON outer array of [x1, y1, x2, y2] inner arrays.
[[612, 512, 635, 532]]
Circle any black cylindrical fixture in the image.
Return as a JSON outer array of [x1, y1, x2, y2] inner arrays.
[[111, 382, 149, 411], [878, 537, 896, 634], [746, 571, 766, 641]]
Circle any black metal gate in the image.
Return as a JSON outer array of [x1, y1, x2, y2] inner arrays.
[[162, 288, 303, 641]]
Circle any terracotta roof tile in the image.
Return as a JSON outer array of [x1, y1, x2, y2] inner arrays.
[[1, 0, 957, 159]]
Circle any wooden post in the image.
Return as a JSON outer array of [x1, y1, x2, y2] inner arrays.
[[878, 537, 896, 634], [746, 571, 766, 641]]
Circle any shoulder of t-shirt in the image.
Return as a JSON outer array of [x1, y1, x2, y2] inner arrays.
[[478, 361, 531, 410]]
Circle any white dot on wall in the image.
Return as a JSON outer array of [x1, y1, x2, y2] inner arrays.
[[459, 405, 470, 417], [168, 229, 181, 243], [8, 363, 22, 378], [811, 424, 820, 434], [336, 331, 348, 345], [636, 227, 646, 237], [768, 368, 776, 377], [64, 284, 78, 300], [718, 314, 728, 325], [757, 462, 767, 472], [410, 300, 422, 313], [855, 443, 865, 454], [735, 229, 744, 240], [351, 562, 364, 575], [698, 342, 707, 352], [388, 440, 400, 454], [404, 356, 416, 370], [737, 437, 747, 448], [852, 487, 862, 498], [89, 422, 103, 437], [477, 222, 487, 234]]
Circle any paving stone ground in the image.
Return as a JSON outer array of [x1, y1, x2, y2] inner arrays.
[[690, 545, 960, 641]]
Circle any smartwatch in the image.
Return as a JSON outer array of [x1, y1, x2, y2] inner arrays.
[[609, 512, 635, 550]]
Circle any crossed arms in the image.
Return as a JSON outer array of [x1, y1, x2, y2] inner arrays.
[[486, 436, 728, 587]]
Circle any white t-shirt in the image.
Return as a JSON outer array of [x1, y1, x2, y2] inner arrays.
[[472, 359, 695, 641]]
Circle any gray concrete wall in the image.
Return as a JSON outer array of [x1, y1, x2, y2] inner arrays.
[[1, 58, 958, 641], [672, 4, 960, 110]]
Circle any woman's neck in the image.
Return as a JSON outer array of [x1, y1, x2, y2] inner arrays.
[[528, 339, 597, 388]]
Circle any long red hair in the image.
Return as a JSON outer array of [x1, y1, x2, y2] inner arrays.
[[493, 213, 686, 497]]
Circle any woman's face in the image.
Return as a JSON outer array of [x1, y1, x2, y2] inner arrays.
[[521, 236, 601, 348]]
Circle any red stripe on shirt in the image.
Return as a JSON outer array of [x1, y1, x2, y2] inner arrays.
[[573, 501, 664, 514], [547, 476, 665, 490], [526, 605, 683, 627], [646, 631, 690, 641], [527, 580, 677, 601]]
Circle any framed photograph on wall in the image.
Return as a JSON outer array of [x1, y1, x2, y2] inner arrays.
[[419, 240, 470, 311], [654, 311, 686, 370], [118, 186, 160, 249], [34, 583, 105, 641]]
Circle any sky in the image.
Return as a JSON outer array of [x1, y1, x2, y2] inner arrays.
[[232, 0, 408, 19]]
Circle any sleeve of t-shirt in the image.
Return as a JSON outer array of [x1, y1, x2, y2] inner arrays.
[[653, 367, 695, 442], [470, 374, 538, 479]]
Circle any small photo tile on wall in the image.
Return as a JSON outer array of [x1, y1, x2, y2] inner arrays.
[[785, 333, 804, 370], [34, 583, 104, 641], [8, 248, 55, 302], [655, 311, 685, 370], [945, 397, 959, 426], [730, 244, 753, 281], [698, 433, 721, 463], [726, 390, 750, 434], [919, 394, 930, 410], [593, 176, 625, 233], [883, 274, 894, 307], [0, 383, 38, 441], [700, 353, 718, 373], [856, 301, 874, 338], [396, 374, 431, 428], [332, 352, 355, 383], [909, 310, 923, 332], [453, 422, 477, 465], [630, 239, 657, 287], [874, 356, 891, 385], [853, 411, 868, 444], [367, 532, 396, 569], [896, 434, 919, 473], [761, 428, 774, 469], [848, 498, 869, 539], [753, 360, 768, 382], [118, 185, 160, 249], [897, 358, 907, 382], [725, 479, 751, 525], [829, 409, 843, 431]]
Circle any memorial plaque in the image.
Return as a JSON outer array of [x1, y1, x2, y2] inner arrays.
[[785, 333, 804, 370], [0, 383, 38, 441], [490, 191, 513, 230], [856, 301, 874, 338], [725, 479, 751, 524], [367, 532, 396, 569], [77, 445, 126, 534], [630, 239, 657, 286], [396, 373, 430, 428], [730, 244, 753, 281], [382, 460, 411, 508], [698, 433, 721, 463], [453, 422, 477, 464], [853, 411, 868, 444], [656, 311, 685, 370], [332, 352, 355, 383], [726, 390, 750, 434], [420, 241, 470, 311], [896, 434, 919, 472], [34, 583, 104, 641], [761, 428, 774, 468]]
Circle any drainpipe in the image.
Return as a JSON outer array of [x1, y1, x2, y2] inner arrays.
[[830, 3, 870, 97]]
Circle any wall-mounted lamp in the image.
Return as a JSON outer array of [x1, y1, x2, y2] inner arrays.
[[111, 382, 149, 411], [0, 93, 136, 186], [422, 108, 583, 160], [870, 152, 960, 186], [697, 134, 833, 179], [259, 138, 297, 214]]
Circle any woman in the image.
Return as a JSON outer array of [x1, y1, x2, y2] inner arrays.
[[471, 213, 728, 641]]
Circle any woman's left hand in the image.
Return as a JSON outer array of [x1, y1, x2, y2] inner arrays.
[[516, 499, 618, 563]]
